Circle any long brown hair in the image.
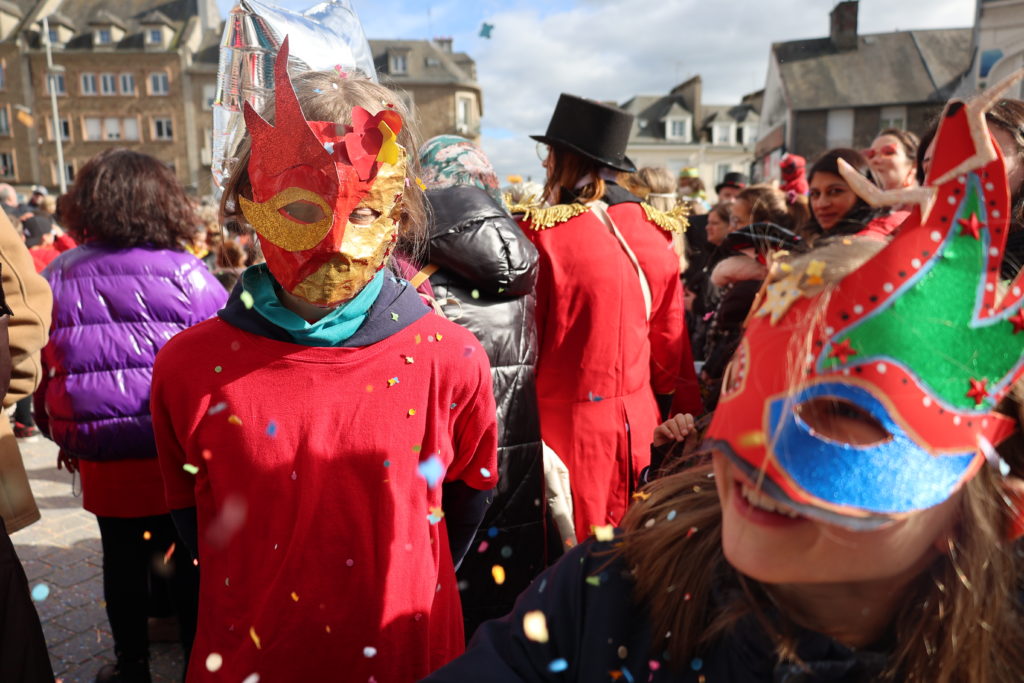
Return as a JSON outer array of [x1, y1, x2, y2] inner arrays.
[[542, 146, 607, 204], [618, 242, 1024, 681], [219, 69, 428, 261], [735, 184, 810, 232]]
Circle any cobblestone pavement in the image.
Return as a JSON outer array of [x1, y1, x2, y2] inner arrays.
[[12, 435, 184, 682]]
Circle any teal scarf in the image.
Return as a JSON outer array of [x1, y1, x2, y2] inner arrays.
[[241, 264, 384, 346]]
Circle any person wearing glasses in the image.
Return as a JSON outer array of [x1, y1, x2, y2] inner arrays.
[[803, 148, 910, 246], [863, 128, 920, 191], [511, 94, 696, 543]]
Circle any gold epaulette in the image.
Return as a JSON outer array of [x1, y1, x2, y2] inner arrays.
[[513, 202, 590, 231], [641, 202, 690, 234]]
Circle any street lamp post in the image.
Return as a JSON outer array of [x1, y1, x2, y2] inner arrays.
[[41, 17, 66, 194]]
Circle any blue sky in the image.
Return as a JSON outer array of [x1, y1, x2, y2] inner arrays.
[[214, 0, 976, 179]]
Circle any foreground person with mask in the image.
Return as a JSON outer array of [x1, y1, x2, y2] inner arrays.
[[151, 40, 498, 682], [423, 72, 1024, 683]]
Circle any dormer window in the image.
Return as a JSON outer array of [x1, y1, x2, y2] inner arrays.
[[97, 28, 112, 44], [665, 116, 692, 143], [712, 122, 736, 145], [390, 53, 407, 75], [48, 28, 58, 43], [148, 29, 162, 44]]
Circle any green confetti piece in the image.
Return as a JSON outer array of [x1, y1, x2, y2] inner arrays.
[[390, 311, 399, 321], [182, 463, 199, 475], [240, 291, 254, 309], [585, 576, 601, 586], [214, 365, 222, 373]]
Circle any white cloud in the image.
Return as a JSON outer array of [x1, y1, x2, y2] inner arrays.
[[472, 0, 974, 178]]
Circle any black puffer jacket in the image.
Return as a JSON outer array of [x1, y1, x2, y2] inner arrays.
[[424, 185, 562, 638]]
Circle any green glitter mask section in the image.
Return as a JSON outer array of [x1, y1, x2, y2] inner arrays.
[[821, 178, 1023, 411]]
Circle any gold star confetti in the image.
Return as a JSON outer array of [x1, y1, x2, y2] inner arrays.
[[408, 408, 416, 416], [415, 177, 427, 191], [755, 271, 804, 325], [405, 356, 414, 364]]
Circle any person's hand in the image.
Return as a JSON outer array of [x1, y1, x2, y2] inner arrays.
[[653, 413, 697, 447], [57, 450, 78, 474]]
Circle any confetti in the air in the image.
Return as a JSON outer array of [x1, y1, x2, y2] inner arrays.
[[522, 610, 549, 642], [228, 415, 243, 426], [249, 626, 262, 649], [690, 657, 704, 671], [405, 356, 415, 364], [592, 525, 615, 542], [427, 506, 445, 524], [143, 531, 152, 541], [266, 421, 277, 437], [491, 564, 506, 585], [471, 289, 480, 299], [30, 583, 49, 601], [417, 455, 444, 488], [388, 377, 400, 387], [240, 291, 254, 309], [363, 646, 377, 658], [290, 592, 299, 602], [391, 312, 399, 321], [183, 464, 199, 475], [214, 365, 223, 373], [480, 467, 491, 478], [548, 658, 568, 673], [202, 449, 213, 461], [408, 408, 417, 417], [205, 653, 223, 672], [208, 402, 228, 415]]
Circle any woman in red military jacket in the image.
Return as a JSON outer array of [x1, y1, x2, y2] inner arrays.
[[514, 94, 693, 540]]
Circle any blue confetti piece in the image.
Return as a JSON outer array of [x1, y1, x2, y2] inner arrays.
[[667, 510, 677, 521], [548, 658, 568, 673], [620, 668, 635, 683], [31, 583, 49, 601], [383, 460, 390, 468], [427, 512, 443, 524], [487, 526, 498, 538], [450, 402, 458, 409], [588, 391, 603, 402], [690, 657, 703, 671], [323, 141, 334, 154], [266, 421, 277, 437], [480, 467, 491, 478], [417, 455, 444, 488]]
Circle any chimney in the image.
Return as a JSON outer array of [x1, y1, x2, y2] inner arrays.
[[434, 36, 453, 53], [830, 1, 858, 51]]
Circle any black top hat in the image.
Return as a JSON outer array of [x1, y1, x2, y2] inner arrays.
[[531, 94, 637, 173], [715, 172, 748, 193]]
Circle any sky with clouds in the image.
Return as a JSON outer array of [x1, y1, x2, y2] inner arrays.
[[214, 0, 976, 180]]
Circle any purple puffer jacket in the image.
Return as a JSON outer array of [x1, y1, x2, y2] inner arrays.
[[35, 244, 227, 461]]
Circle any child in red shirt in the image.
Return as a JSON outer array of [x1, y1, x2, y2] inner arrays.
[[151, 40, 497, 682]]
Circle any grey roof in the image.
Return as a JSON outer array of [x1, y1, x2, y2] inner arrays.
[[774, 28, 971, 110], [703, 104, 759, 127], [369, 39, 477, 85], [88, 8, 127, 29], [139, 9, 173, 26], [621, 93, 692, 142]]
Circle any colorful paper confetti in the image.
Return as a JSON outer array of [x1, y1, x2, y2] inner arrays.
[[491, 565, 506, 585], [205, 653, 223, 672], [427, 506, 445, 524], [240, 291, 254, 309], [522, 610, 549, 642], [480, 467, 491, 478], [417, 455, 444, 488], [290, 592, 299, 602], [391, 312, 399, 321], [183, 464, 199, 475], [214, 365, 223, 373], [405, 356, 415, 364], [592, 525, 615, 542], [408, 408, 417, 417], [363, 646, 377, 658], [228, 415, 243, 426], [30, 583, 49, 601], [208, 402, 228, 415], [249, 626, 262, 649], [266, 421, 277, 437], [548, 658, 568, 673], [388, 377, 400, 387], [201, 449, 213, 461], [143, 531, 152, 541]]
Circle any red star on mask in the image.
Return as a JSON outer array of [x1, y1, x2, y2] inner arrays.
[[828, 338, 859, 364], [958, 212, 984, 240], [966, 377, 989, 406], [1009, 308, 1024, 334]]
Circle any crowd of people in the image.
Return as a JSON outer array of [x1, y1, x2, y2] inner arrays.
[[0, 26, 1020, 683]]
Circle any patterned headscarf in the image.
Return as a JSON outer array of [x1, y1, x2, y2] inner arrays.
[[417, 135, 503, 207]]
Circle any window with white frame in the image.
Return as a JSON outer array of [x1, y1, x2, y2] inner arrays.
[[713, 122, 734, 145], [666, 117, 692, 142], [81, 73, 97, 95], [122, 117, 139, 140], [0, 108, 9, 136], [203, 84, 216, 110], [100, 73, 117, 95], [826, 108, 855, 149], [153, 117, 173, 140], [456, 95, 473, 131], [97, 29, 112, 44], [55, 161, 74, 185], [48, 73, 66, 95], [0, 152, 14, 178], [390, 53, 407, 74], [148, 29, 163, 44], [715, 163, 732, 184], [47, 29, 58, 44], [120, 73, 135, 95], [739, 124, 756, 146], [83, 117, 102, 141], [0, 63, 6, 91], [149, 72, 169, 95], [879, 106, 907, 131], [103, 117, 121, 140]]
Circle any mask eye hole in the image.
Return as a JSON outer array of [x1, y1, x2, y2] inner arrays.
[[279, 200, 326, 225], [349, 207, 381, 226], [794, 397, 892, 447]]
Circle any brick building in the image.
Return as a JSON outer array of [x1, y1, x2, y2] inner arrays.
[[371, 37, 483, 143], [0, 0, 221, 194]]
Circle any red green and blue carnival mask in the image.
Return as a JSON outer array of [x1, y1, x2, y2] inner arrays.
[[239, 37, 407, 307], [706, 70, 1024, 528]]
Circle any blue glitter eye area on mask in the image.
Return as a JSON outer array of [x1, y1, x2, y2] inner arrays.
[[767, 382, 977, 514]]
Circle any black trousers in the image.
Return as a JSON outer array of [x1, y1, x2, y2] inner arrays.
[[13, 395, 34, 428], [96, 514, 198, 666]]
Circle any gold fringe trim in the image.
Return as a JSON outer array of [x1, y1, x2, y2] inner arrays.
[[641, 202, 690, 234], [511, 202, 590, 231]]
